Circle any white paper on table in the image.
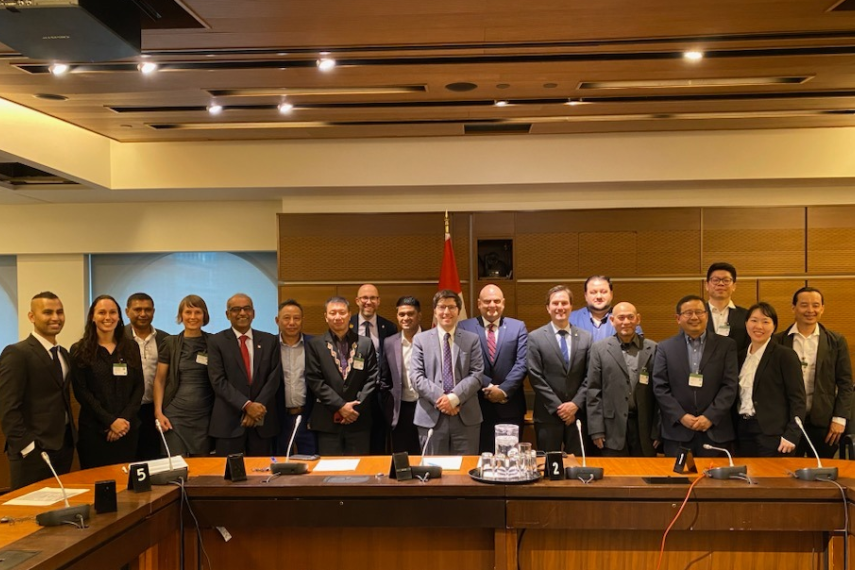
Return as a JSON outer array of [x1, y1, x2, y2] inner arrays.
[[4, 487, 89, 506], [421, 456, 464, 470], [312, 459, 360, 472], [139, 456, 189, 475]]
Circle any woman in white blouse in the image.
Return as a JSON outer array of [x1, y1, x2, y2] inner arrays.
[[736, 302, 806, 457]]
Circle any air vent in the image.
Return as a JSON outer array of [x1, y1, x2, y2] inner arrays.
[[0, 163, 77, 187], [580, 76, 812, 90], [464, 123, 531, 135], [829, 0, 855, 11]]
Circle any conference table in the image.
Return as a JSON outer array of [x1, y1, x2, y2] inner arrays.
[[0, 455, 853, 570]]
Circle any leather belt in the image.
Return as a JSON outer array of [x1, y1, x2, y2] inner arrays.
[[287, 406, 304, 415]]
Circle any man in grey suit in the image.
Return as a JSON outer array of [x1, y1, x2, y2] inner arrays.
[[528, 285, 593, 455], [586, 302, 659, 457], [410, 290, 484, 455], [652, 294, 738, 457]]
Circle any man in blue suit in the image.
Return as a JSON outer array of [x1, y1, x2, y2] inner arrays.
[[458, 284, 528, 453], [410, 290, 484, 455]]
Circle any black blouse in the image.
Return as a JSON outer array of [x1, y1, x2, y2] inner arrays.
[[71, 343, 144, 430]]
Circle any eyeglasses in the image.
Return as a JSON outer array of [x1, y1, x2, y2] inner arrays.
[[708, 278, 734, 285], [358, 296, 379, 303], [229, 306, 254, 314], [436, 305, 459, 313], [679, 309, 707, 318]]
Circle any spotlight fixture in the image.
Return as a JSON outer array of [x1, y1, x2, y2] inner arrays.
[[207, 103, 223, 115], [278, 100, 294, 114], [683, 50, 704, 61], [566, 98, 582, 106], [138, 62, 159, 75], [317, 52, 336, 72], [49, 63, 69, 76], [495, 100, 509, 107]]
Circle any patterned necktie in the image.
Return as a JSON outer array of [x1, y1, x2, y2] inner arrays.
[[442, 332, 454, 393], [487, 324, 497, 363], [558, 330, 570, 365], [239, 335, 253, 384], [50, 346, 64, 385], [338, 338, 349, 376]]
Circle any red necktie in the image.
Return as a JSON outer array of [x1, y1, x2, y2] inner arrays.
[[487, 324, 497, 363], [240, 334, 253, 384]]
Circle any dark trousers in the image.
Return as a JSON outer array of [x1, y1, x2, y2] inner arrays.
[[276, 409, 318, 456], [317, 428, 371, 456], [601, 413, 646, 457], [369, 395, 389, 454], [390, 400, 421, 455], [136, 403, 163, 461], [662, 432, 733, 458], [737, 417, 789, 457], [794, 422, 839, 459], [417, 415, 479, 456], [215, 429, 273, 457], [535, 420, 585, 456], [8, 425, 74, 490]]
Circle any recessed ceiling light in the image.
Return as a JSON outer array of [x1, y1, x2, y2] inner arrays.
[[207, 103, 223, 115], [34, 93, 68, 101], [495, 100, 509, 107], [138, 62, 159, 75], [278, 101, 294, 114], [684, 50, 704, 61], [317, 53, 336, 72], [49, 63, 69, 76]]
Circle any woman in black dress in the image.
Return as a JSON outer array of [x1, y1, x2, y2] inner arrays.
[[71, 295, 144, 469], [153, 295, 214, 456]]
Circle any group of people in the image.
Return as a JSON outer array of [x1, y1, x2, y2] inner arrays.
[[0, 262, 851, 490]]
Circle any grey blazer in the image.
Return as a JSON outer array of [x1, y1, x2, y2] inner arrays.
[[585, 336, 659, 455], [409, 328, 484, 428], [527, 323, 592, 425]]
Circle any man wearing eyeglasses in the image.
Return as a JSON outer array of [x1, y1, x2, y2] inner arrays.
[[350, 283, 398, 453], [208, 293, 280, 456], [652, 295, 738, 457], [705, 262, 749, 353]]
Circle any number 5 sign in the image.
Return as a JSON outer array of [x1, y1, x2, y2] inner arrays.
[[127, 463, 152, 492]]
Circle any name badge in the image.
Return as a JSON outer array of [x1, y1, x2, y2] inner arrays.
[[639, 372, 649, 385], [353, 357, 365, 371], [716, 324, 730, 337], [113, 363, 128, 377], [688, 373, 704, 388], [196, 353, 208, 366]]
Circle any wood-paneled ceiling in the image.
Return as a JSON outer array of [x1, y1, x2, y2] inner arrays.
[[4, 0, 855, 142]]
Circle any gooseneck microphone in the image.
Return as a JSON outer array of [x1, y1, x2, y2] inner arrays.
[[271, 416, 309, 475], [35, 452, 91, 527], [419, 428, 434, 467], [701, 444, 748, 479], [793, 416, 838, 481], [151, 419, 189, 485], [412, 427, 442, 479], [566, 419, 604, 481]]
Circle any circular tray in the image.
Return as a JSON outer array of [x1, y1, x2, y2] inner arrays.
[[468, 468, 542, 485]]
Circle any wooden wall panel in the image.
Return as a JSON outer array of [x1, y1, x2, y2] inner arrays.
[[609, 280, 702, 343], [578, 231, 637, 276], [757, 280, 806, 328], [703, 207, 805, 275], [806, 279, 855, 364], [637, 230, 701, 275], [730, 278, 759, 309], [807, 205, 855, 273], [278, 285, 337, 335]]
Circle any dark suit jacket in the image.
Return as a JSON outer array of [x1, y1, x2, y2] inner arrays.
[[0, 335, 75, 455], [350, 314, 397, 360], [379, 332, 407, 429], [585, 335, 659, 455], [527, 323, 592, 425], [737, 341, 806, 444], [457, 316, 528, 422], [207, 328, 280, 439], [707, 303, 749, 353], [774, 324, 853, 429], [305, 330, 377, 433], [652, 331, 738, 444]]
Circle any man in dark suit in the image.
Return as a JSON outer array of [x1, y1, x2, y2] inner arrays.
[[774, 286, 853, 458], [458, 284, 528, 453], [586, 302, 659, 457], [350, 283, 397, 454], [527, 285, 593, 455], [379, 296, 423, 455], [652, 294, 738, 457], [0, 292, 76, 490], [410, 290, 484, 455], [123, 292, 170, 461], [208, 293, 280, 456], [274, 299, 317, 456], [306, 296, 378, 455], [705, 262, 749, 353]]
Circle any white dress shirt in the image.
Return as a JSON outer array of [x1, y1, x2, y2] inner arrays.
[[738, 338, 771, 416]]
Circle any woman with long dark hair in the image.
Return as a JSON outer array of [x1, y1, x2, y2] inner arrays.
[[152, 295, 214, 456], [71, 295, 144, 468]]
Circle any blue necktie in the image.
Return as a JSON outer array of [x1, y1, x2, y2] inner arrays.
[[442, 332, 454, 393], [558, 330, 570, 365]]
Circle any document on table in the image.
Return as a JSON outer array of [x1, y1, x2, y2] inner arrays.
[[139, 456, 189, 475], [4, 487, 89, 506], [421, 456, 464, 470], [312, 459, 360, 472]]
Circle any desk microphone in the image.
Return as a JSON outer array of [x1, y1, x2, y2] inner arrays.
[[412, 427, 441, 479], [151, 419, 189, 485], [565, 419, 604, 481], [35, 452, 91, 527], [271, 416, 309, 475], [792, 416, 838, 481], [701, 444, 748, 479]]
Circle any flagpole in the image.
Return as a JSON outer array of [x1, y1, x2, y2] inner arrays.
[[444, 210, 449, 235]]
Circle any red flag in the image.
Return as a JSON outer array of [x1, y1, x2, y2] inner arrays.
[[438, 227, 467, 320]]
